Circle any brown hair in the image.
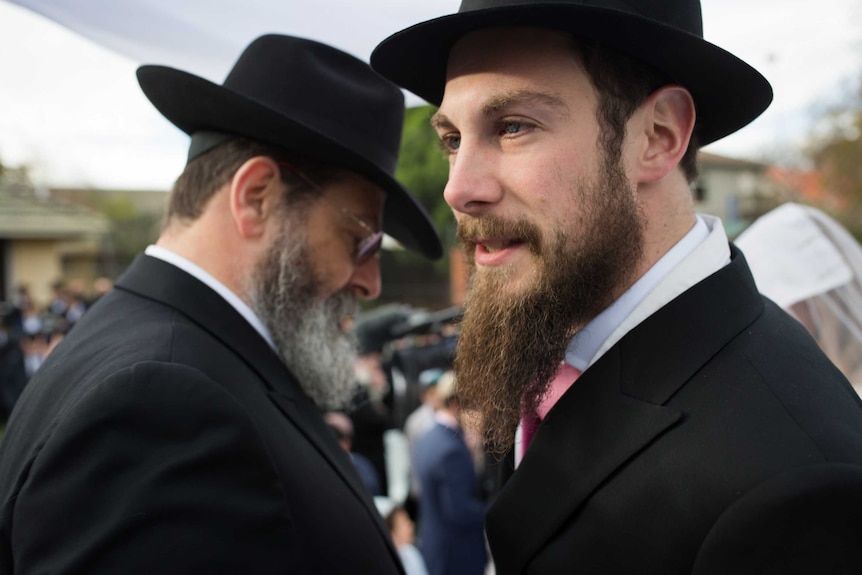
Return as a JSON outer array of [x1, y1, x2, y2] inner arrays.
[[165, 137, 340, 225], [576, 39, 699, 183]]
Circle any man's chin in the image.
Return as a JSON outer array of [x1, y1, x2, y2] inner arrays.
[[472, 259, 539, 297]]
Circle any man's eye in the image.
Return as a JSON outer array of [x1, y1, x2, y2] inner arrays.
[[438, 135, 461, 154], [501, 121, 524, 135], [352, 237, 363, 257]]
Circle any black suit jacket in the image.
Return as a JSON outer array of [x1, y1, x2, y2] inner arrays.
[[0, 336, 27, 421], [487, 246, 862, 574], [0, 255, 405, 574]]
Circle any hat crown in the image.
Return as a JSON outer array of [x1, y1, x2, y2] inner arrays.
[[371, 0, 771, 147], [223, 35, 404, 174], [459, 0, 702, 37], [138, 34, 443, 260]]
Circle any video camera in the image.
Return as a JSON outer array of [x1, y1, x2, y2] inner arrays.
[[353, 304, 461, 426]]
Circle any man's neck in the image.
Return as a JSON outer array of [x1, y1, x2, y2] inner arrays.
[[565, 214, 724, 371]]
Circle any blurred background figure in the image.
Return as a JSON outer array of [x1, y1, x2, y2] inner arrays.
[[0, 308, 27, 422], [405, 368, 444, 448], [349, 305, 409, 497], [63, 279, 89, 326], [19, 334, 47, 380], [89, 277, 114, 307], [46, 280, 68, 318], [324, 411, 383, 497], [0, 280, 78, 405], [345, 304, 462, 519], [350, 344, 396, 495], [19, 299, 43, 338], [404, 367, 444, 520], [376, 497, 430, 575], [413, 371, 487, 575]]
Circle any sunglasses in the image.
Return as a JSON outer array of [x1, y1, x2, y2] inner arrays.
[[278, 161, 384, 266]]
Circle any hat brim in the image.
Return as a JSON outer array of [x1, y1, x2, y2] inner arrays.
[[138, 65, 443, 260], [371, 4, 773, 146]]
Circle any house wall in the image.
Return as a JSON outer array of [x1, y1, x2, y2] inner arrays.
[[695, 168, 761, 222], [10, 239, 62, 307], [57, 236, 106, 290]]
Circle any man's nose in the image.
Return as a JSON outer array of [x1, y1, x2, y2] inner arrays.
[[443, 142, 503, 216], [348, 255, 381, 300]]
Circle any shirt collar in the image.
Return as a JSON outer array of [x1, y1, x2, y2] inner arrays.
[[565, 214, 728, 371], [144, 245, 278, 353]]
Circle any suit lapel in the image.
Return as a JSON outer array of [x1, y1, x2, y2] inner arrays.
[[488, 246, 765, 571], [116, 254, 293, 396], [488, 350, 682, 569], [615, 245, 765, 405], [115, 255, 397, 560]]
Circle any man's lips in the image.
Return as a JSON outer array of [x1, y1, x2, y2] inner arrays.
[[476, 237, 525, 253], [473, 237, 527, 265]]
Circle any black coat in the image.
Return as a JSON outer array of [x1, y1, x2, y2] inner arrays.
[[0, 334, 27, 422], [0, 255, 404, 574], [487, 246, 862, 574]]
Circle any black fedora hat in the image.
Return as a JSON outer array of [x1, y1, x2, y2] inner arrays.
[[371, 0, 773, 146], [138, 34, 442, 260]]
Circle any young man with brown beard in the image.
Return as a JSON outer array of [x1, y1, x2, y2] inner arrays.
[[372, 1, 862, 573], [0, 35, 441, 574]]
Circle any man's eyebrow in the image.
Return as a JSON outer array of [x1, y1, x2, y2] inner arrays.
[[482, 90, 569, 117], [430, 89, 569, 130], [429, 111, 452, 131]]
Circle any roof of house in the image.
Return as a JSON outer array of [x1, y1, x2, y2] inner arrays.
[[50, 187, 169, 215], [698, 151, 770, 172], [0, 185, 109, 239]]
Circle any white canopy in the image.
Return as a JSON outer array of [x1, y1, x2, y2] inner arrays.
[[736, 202, 862, 393], [5, 0, 460, 92]]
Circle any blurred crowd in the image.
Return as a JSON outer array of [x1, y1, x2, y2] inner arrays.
[[325, 304, 498, 575], [0, 277, 113, 421]]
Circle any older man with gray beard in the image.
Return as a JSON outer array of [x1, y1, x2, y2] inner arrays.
[[0, 35, 440, 574]]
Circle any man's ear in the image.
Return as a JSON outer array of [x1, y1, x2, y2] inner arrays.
[[634, 86, 696, 184], [229, 156, 283, 239]]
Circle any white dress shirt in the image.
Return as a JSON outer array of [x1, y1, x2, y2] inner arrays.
[[566, 214, 731, 371]]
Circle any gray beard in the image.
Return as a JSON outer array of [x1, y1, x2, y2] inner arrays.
[[248, 230, 359, 411]]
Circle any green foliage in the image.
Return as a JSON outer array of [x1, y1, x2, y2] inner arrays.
[[371, 104, 457, 309], [395, 105, 457, 254], [807, 75, 862, 238], [97, 197, 161, 276], [0, 162, 33, 190]]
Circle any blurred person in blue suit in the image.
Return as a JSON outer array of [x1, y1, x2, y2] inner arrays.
[[413, 371, 487, 575]]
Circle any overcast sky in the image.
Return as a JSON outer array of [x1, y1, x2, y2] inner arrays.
[[0, 0, 860, 191]]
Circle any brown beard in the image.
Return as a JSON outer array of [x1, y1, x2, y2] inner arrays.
[[453, 154, 644, 453], [248, 226, 359, 410]]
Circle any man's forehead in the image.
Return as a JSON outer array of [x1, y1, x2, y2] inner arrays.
[[437, 28, 585, 123], [323, 172, 386, 218], [446, 26, 575, 78]]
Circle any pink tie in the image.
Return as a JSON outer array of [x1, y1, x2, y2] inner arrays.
[[520, 362, 582, 458]]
